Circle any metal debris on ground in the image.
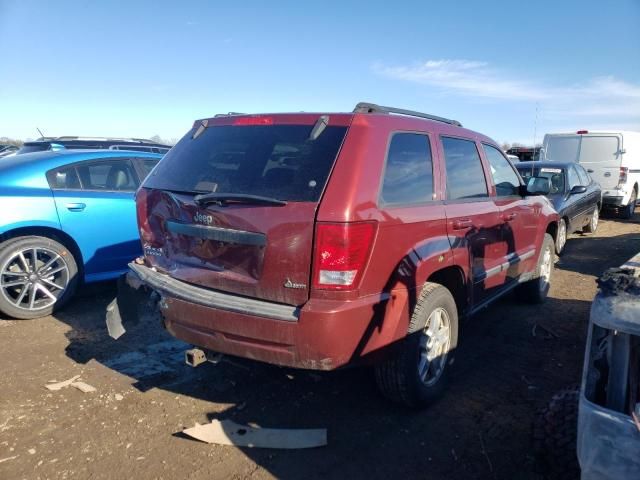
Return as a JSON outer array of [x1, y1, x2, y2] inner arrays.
[[182, 419, 327, 449], [45, 375, 96, 393]]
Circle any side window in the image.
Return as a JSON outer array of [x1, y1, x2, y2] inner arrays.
[[576, 164, 591, 185], [567, 166, 581, 190], [442, 137, 488, 200], [76, 159, 139, 191], [138, 158, 159, 179], [482, 144, 521, 197], [46, 166, 81, 190], [380, 133, 434, 205]]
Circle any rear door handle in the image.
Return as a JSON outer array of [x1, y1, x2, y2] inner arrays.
[[452, 219, 473, 230], [65, 203, 86, 212], [587, 169, 594, 173], [502, 213, 517, 222]]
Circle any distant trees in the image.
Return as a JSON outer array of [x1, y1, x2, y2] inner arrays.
[[0, 137, 23, 147]]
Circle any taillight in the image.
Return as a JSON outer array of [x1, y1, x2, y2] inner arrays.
[[312, 222, 377, 290], [136, 188, 154, 243], [619, 167, 629, 185]]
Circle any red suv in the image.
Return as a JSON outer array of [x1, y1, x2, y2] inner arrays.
[[119, 103, 559, 407]]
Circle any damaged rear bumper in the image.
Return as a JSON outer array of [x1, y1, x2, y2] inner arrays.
[[107, 262, 401, 370]]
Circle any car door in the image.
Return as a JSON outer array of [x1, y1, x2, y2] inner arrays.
[[440, 136, 505, 306], [565, 165, 586, 230], [48, 157, 142, 279], [576, 163, 599, 219], [481, 143, 538, 283]]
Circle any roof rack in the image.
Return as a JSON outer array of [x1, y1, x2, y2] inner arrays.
[[214, 112, 246, 118], [353, 102, 462, 127]]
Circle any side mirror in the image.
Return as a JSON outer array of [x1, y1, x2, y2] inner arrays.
[[526, 176, 551, 195], [570, 185, 587, 195]]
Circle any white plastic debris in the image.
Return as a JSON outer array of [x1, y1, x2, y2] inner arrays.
[[182, 419, 327, 449]]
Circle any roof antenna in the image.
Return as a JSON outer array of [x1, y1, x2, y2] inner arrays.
[[36, 127, 45, 139], [531, 103, 539, 178]]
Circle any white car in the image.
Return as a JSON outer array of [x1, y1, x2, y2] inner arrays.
[[541, 130, 640, 218]]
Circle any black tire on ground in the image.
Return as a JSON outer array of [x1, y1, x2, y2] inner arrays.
[[532, 387, 580, 479], [0, 236, 79, 319], [555, 218, 567, 255], [374, 282, 459, 408], [582, 206, 599, 234], [516, 233, 555, 304], [620, 189, 637, 220]]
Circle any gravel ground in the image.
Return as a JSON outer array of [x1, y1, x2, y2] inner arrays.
[[1, 214, 639, 480]]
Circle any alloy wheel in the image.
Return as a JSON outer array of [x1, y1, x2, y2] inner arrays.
[[0, 247, 70, 311], [417, 307, 451, 387]]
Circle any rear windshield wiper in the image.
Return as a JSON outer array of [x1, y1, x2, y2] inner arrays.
[[193, 193, 288, 207]]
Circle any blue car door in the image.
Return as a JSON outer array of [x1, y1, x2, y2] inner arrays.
[[49, 157, 141, 280]]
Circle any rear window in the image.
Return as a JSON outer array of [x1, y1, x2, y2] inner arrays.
[[517, 166, 565, 195], [442, 137, 488, 200], [545, 136, 580, 162], [143, 124, 347, 202], [579, 136, 619, 164]]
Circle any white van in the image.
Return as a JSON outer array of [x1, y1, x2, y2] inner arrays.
[[541, 130, 640, 218]]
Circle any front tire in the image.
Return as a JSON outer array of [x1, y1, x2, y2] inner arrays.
[[583, 206, 599, 234], [0, 236, 78, 319], [375, 282, 459, 408], [516, 233, 554, 304], [620, 189, 637, 219], [533, 387, 580, 479]]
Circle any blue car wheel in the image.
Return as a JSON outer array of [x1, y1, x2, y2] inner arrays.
[[0, 236, 79, 319]]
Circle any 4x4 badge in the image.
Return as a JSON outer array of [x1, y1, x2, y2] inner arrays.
[[284, 278, 307, 289]]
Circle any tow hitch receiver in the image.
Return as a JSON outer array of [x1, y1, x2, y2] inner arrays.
[[185, 348, 207, 367]]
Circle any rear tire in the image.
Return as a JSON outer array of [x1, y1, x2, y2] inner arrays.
[[620, 189, 637, 219], [516, 233, 554, 304], [533, 387, 580, 479], [374, 282, 459, 408], [0, 236, 79, 319], [582, 206, 599, 234]]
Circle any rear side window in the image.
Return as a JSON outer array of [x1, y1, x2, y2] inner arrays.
[[483, 144, 521, 197], [380, 133, 433, 205], [47, 166, 81, 189], [567, 165, 581, 189], [575, 164, 591, 185], [442, 137, 488, 200], [144, 124, 348, 202]]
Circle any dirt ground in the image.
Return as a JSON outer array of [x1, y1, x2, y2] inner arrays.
[[1, 214, 639, 480]]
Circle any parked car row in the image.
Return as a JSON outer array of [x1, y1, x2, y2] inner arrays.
[[1, 103, 635, 408], [7, 136, 171, 157]]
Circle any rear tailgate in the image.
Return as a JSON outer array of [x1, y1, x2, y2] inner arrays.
[[578, 135, 622, 190], [137, 114, 352, 306]]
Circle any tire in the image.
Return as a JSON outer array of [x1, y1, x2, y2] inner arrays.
[[0, 236, 79, 319], [555, 218, 567, 255], [515, 233, 554, 304], [620, 189, 637, 219], [374, 282, 459, 408], [532, 387, 580, 479], [582, 206, 599, 234]]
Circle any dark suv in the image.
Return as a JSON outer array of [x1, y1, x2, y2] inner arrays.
[[16, 137, 171, 155], [117, 103, 559, 407]]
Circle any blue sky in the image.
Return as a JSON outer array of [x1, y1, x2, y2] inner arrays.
[[1, 0, 639, 144]]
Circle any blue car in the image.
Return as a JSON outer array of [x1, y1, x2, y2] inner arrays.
[[0, 150, 162, 319]]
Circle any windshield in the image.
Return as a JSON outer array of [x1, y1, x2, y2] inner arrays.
[[16, 143, 51, 154], [544, 136, 580, 162], [143, 124, 348, 202], [517, 166, 565, 194]]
